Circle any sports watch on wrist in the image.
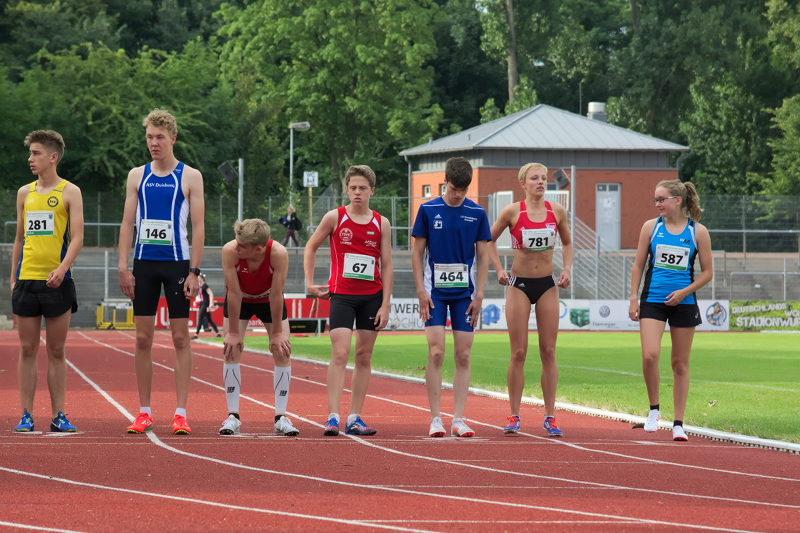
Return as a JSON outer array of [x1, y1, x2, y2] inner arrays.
[[188, 267, 201, 276]]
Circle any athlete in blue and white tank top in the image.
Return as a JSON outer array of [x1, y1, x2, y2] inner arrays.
[[640, 216, 698, 305], [134, 161, 191, 261]]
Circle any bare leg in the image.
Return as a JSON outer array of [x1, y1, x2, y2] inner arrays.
[[327, 328, 353, 414], [640, 318, 667, 406], [669, 326, 696, 421], [44, 311, 72, 418], [349, 329, 378, 415], [16, 316, 42, 414], [424, 326, 446, 418], [133, 315, 155, 407], [169, 317, 192, 410], [534, 287, 560, 417], [505, 287, 532, 415], [451, 330, 474, 419]]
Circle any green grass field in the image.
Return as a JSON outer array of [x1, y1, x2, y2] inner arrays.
[[214, 331, 800, 443]]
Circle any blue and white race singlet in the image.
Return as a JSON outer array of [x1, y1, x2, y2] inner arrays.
[[641, 217, 698, 304], [134, 162, 190, 261]]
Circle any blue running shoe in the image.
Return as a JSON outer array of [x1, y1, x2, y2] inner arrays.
[[323, 417, 340, 436], [543, 416, 563, 437], [503, 415, 521, 434], [14, 412, 34, 432], [345, 416, 377, 436], [50, 412, 77, 432]]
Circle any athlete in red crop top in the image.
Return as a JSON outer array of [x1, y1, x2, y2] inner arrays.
[[487, 163, 573, 437], [220, 218, 299, 437], [304, 165, 393, 437]]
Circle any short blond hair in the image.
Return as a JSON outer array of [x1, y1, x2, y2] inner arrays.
[[234, 218, 271, 246], [518, 162, 548, 183], [143, 108, 178, 137]]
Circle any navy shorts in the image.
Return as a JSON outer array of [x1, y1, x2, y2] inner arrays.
[[12, 279, 78, 318], [640, 301, 702, 327], [132, 259, 190, 318], [425, 297, 474, 332], [223, 299, 287, 323], [508, 274, 556, 305], [329, 292, 383, 331]]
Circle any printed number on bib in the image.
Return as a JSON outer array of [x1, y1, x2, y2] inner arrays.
[[343, 253, 375, 280], [521, 228, 555, 251], [139, 219, 174, 245], [434, 263, 468, 288], [654, 244, 690, 271], [25, 211, 54, 236]]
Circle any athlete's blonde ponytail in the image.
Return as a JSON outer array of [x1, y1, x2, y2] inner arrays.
[[656, 179, 703, 221]]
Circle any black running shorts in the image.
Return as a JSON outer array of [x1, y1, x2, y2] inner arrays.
[[223, 299, 288, 323], [328, 292, 383, 331], [132, 259, 190, 318], [12, 279, 78, 318], [639, 301, 702, 327]]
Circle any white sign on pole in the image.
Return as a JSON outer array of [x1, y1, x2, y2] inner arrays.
[[303, 171, 319, 187]]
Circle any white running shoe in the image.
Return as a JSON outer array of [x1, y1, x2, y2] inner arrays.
[[644, 409, 660, 432], [672, 425, 688, 441], [428, 416, 446, 438], [274, 415, 300, 436], [219, 414, 241, 435], [450, 418, 475, 438]]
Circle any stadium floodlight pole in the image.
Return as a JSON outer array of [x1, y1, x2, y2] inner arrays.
[[288, 121, 311, 205]]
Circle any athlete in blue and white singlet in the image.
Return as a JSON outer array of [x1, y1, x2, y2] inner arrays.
[[640, 216, 698, 305], [134, 161, 190, 261], [412, 196, 491, 305]]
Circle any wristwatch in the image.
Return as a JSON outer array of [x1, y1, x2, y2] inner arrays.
[[188, 267, 201, 276]]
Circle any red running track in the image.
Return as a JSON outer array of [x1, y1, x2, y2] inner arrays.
[[0, 330, 798, 532]]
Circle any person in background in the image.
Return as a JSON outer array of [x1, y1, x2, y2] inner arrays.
[[280, 205, 302, 247], [193, 273, 220, 339]]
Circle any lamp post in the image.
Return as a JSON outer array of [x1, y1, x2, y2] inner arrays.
[[288, 121, 311, 204]]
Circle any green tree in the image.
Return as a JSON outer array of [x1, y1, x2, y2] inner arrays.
[[217, 0, 443, 197]]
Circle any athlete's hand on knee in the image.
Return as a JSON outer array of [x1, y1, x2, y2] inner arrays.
[[270, 336, 291, 359], [119, 269, 136, 299], [628, 300, 639, 321], [417, 291, 434, 321], [308, 284, 330, 299], [496, 268, 509, 286], [223, 332, 243, 359], [374, 305, 389, 330]]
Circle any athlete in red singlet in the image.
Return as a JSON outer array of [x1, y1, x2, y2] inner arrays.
[[304, 165, 393, 437], [487, 163, 573, 437], [220, 218, 299, 436]]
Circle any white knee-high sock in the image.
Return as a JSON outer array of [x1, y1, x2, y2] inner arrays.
[[274, 365, 291, 415], [223, 363, 241, 414]]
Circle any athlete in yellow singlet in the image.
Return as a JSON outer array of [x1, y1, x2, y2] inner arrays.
[[10, 130, 84, 433]]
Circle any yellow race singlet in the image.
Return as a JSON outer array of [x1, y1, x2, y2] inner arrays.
[[17, 179, 71, 280]]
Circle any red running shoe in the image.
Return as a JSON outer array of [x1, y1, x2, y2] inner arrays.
[[172, 414, 192, 435], [126, 412, 154, 434]]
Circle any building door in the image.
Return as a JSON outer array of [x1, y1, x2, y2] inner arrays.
[[595, 183, 620, 250]]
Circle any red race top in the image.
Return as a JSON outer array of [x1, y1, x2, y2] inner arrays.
[[328, 206, 383, 295], [231, 239, 274, 303], [510, 201, 559, 251]]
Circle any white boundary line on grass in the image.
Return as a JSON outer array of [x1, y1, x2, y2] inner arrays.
[[209, 340, 800, 455]]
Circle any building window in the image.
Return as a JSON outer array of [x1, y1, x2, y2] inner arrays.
[[440, 184, 447, 195], [546, 182, 558, 191], [423, 185, 431, 197]]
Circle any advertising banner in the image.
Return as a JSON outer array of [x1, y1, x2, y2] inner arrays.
[[479, 298, 591, 331], [729, 301, 800, 332]]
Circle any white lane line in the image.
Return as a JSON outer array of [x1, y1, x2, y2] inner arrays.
[[0, 521, 85, 532], [185, 339, 800, 484], [79, 331, 799, 517], [0, 465, 433, 533]]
